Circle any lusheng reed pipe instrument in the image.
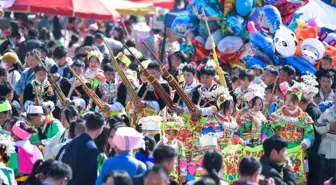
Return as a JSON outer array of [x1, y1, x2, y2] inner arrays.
[[123, 44, 174, 109], [68, 66, 106, 112], [103, 39, 139, 103], [141, 40, 201, 121], [32, 50, 67, 106]]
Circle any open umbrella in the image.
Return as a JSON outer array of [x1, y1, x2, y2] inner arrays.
[[105, 0, 155, 16], [131, 0, 175, 9], [8, 0, 121, 21]]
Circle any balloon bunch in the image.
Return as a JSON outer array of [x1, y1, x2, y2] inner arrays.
[[170, 0, 336, 75]]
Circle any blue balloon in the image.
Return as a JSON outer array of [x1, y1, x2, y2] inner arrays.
[[278, 56, 317, 76], [171, 15, 199, 37], [245, 56, 267, 68], [226, 15, 249, 39], [187, 0, 223, 18], [236, 0, 253, 17]]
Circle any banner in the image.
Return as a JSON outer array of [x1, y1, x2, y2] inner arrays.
[[222, 145, 306, 184]]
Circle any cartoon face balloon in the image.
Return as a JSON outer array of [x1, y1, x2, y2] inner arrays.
[[258, 5, 282, 35], [171, 15, 199, 38], [301, 38, 325, 65], [187, 0, 223, 20], [217, 36, 244, 54], [273, 26, 298, 57]]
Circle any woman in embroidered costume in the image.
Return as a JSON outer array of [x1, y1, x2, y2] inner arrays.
[[236, 84, 269, 147], [269, 84, 315, 150], [7, 121, 43, 183], [156, 114, 187, 184], [0, 134, 16, 185]]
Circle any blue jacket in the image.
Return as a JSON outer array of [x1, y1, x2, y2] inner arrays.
[[15, 68, 35, 96], [62, 133, 99, 185], [96, 152, 147, 185]]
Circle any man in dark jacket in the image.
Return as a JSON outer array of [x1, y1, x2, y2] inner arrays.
[[260, 135, 296, 185], [17, 28, 43, 63], [61, 112, 104, 185]]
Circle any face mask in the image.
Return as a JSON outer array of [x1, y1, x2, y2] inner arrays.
[[1, 62, 8, 69], [254, 76, 261, 84]]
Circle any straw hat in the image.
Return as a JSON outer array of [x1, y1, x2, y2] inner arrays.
[[0, 52, 19, 64]]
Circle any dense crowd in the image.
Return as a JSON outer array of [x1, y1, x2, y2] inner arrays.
[[0, 14, 335, 185]]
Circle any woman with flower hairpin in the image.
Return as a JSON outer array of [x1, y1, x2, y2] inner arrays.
[[236, 84, 270, 147]]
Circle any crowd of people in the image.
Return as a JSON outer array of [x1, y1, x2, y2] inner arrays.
[[0, 13, 335, 185]]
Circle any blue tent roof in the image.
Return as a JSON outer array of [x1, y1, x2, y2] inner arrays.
[[164, 10, 189, 27]]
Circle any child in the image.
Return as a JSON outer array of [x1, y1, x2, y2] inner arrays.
[[85, 50, 105, 89], [61, 60, 91, 112], [26, 105, 64, 145], [15, 51, 39, 105], [156, 114, 187, 184], [0, 81, 20, 117], [0, 51, 23, 88], [250, 64, 264, 85], [234, 70, 255, 110], [315, 55, 336, 89], [236, 84, 270, 147], [7, 121, 43, 182], [95, 63, 127, 117], [23, 64, 57, 113]]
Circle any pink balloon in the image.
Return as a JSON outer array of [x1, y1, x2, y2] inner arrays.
[[307, 19, 318, 28], [247, 21, 257, 34]]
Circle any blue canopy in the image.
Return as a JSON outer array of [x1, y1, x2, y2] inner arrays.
[[164, 10, 189, 27]]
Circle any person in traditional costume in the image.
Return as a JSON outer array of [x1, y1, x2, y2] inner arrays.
[[60, 60, 91, 112], [186, 133, 219, 182], [233, 70, 255, 110], [269, 85, 315, 150], [204, 91, 240, 151], [171, 64, 201, 161], [7, 121, 43, 183], [137, 115, 162, 138], [95, 63, 127, 117], [116, 52, 139, 87], [0, 134, 16, 185], [23, 64, 57, 114], [156, 114, 187, 184], [49, 46, 73, 85], [26, 105, 64, 145], [236, 84, 269, 147], [132, 61, 171, 121], [85, 50, 105, 90]]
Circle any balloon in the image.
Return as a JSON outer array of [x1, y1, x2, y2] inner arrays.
[[287, 12, 303, 31], [301, 38, 325, 65], [279, 56, 317, 75], [248, 8, 261, 30], [294, 23, 320, 56], [198, 20, 220, 40], [224, 0, 236, 16], [239, 42, 256, 63], [258, 5, 282, 35], [322, 32, 336, 46], [236, 0, 253, 17], [187, 0, 223, 20], [248, 21, 274, 58], [307, 19, 318, 28], [171, 15, 199, 38], [205, 29, 224, 50], [217, 36, 244, 54], [273, 26, 297, 57], [226, 15, 249, 39], [245, 56, 267, 68]]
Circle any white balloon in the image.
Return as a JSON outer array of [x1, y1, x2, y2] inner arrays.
[[205, 29, 224, 50], [217, 36, 244, 54]]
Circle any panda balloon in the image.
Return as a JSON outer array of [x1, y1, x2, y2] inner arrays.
[[273, 26, 298, 58]]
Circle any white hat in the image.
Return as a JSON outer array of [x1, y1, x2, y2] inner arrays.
[[73, 97, 86, 111], [138, 115, 162, 131], [42, 101, 55, 113], [199, 133, 218, 148], [27, 105, 44, 114], [112, 127, 144, 151]]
